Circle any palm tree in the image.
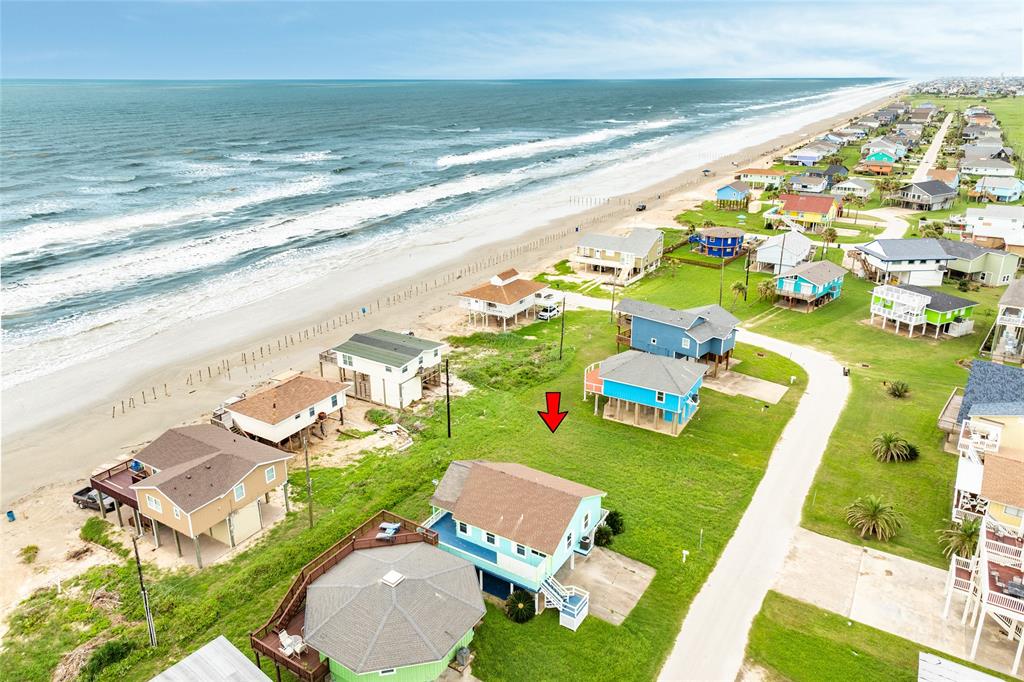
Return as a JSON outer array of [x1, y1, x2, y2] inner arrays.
[[845, 496, 903, 541], [757, 278, 776, 302], [937, 517, 982, 559], [886, 380, 910, 398], [820, 227, 838, 259], [701, 218, 715, 229], [871, 432, 910, 462], [730, 281, 747, 310]]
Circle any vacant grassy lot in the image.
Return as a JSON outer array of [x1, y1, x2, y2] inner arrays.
[[745, 591, 1012, 681], [0, 310, 806, 682]]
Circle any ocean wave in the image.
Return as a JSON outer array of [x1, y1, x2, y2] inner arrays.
[[436, 117, 685, 168], [3, 175, 333, 257], [229, 149, 333, 164]]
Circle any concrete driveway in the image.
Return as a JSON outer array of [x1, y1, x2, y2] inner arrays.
[[773, 529, 1023, 678], [556, 547, 656, 626]]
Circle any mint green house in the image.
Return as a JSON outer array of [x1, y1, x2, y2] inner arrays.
[[865, 150, 897, 163], [772, 260, 848, 312], [427, 460, 607, 631], [937, 239, 1022, 287], [870, 284, 977, 338]]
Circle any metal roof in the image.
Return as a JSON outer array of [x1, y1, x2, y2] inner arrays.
[[332, 329, 442, 368], [857, 239, 955, 263], [150, 636, 270, 682], [577, 227, 662, 255], [599, 350, 707, 396], [304, 543, 484, 675]]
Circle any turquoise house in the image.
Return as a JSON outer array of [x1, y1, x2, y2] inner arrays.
[[715, 180, 750, 208], [973, 177, 1024, 203], [772, 260, 848, 312], [427, 461, 607, 631], [865, 150, 897, 163], [614, 298, 739, 375], [585, 350, 706, 436]]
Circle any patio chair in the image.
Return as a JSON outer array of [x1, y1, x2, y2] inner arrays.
[[375, 529, 397, 542], [290, 635, 308, 655], [277, 631, 296, 657], [379, 521, 402, 532]]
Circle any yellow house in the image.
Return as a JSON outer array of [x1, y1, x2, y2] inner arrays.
[[769, 193, 840, 230]]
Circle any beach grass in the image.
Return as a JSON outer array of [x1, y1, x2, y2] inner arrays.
[[745, 591, 1014, 682], [0, 310, 806, 682]]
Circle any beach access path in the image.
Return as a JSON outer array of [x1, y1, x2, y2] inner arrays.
[[911, 112, 955, 183], [563, 293, 852, 681]]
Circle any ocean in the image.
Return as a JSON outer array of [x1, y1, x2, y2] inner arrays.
[[1, 78, 899, 388]]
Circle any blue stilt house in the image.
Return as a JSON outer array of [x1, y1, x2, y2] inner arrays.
[[696, 226, 745, 258], [772, 260, 848, 312], [715, 181, 751, 209], [614, 298, 739, 376], [425, 460, 607, 631], [584, 350, 706, 436]]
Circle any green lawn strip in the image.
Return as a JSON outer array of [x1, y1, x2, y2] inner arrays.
[[746, 591, 1015, 682], [0, 311, 807, 682], [675, 201, 767, 233]]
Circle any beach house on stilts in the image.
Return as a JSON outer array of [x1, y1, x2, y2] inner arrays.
[[869, 285, 977, 339], [942, 362, 1024, 676], [457, 269, 551, 331], [424, 461, 607, 631]]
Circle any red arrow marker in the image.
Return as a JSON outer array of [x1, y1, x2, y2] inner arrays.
[[537, 392, 568, 433]]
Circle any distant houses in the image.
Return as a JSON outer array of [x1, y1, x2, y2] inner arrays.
[[806, 164, 848, 188], [852, 239, 955, 286], [926, 168, 960, 190], [737, 168, 787, 188], [458, 269, 551, 331], [427, 461, 606, 630], [715, 180, 751, 209], [894, 180, 957, 211], [990, 277, 1024, 362], [960, 158, 1016, 178], [939, 240, 1021, 287], [696, 226, 744, 258], [772, 261, 848, 312], [571, 228, 664, 285], [584, 350, 705, 436], [614, 298, 739, 375], [754, 231, 814, 274], [964, 206, 1024, 256], [869, 284, 976, 338], [832, 177, 873, 199], [783, 141, 837, 166], [788, 174, 828, 194], [765, 193, 840, 231], [320, 329, 446, 409], [971, 176, 1024, 203], [858, 160, 895, 176]]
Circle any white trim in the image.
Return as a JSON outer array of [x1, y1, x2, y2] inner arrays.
[[145, 494, 163, 513], [265, 465, 277, 484], [233, 482, 245, 502]]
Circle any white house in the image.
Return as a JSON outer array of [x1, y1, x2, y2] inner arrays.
[[788, 174, 828, 193], [570, 228, 664, 284], [458, 269, 551, 330], [832, 177, 873, 199], [853, 238, 955, 286], [320, 329, 446, 409], [215, 373, 350, 445], [737, 168, 787, 188], [965, 206, 1024, 256], [754, 231, 814, 274], [959, 158, 1016, 177]]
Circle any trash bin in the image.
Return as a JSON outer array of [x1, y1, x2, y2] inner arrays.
[[6, 510, 15, 522], [843, 367, 850, 377]]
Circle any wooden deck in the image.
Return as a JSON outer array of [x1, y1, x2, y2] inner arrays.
[[937, 387, 964, 434], [250, 510, 438, 682]]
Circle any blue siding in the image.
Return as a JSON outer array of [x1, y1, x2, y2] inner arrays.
[[716, 186, 748, 201], [630, 316, 736, 360], [776, 274, 845, 301]]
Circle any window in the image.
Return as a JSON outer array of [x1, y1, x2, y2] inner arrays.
[[146, 494, 162, 513], [531, 549, 547, 558], [385, 366, 393, 373], [379, 670, 396, 677], [583, 512, 590, 530], [1006, 506, 1024, 519], [172, 506, 181, 519], [516, 544, 526, 556], [681, 338, 691, 350], [433, 349, 439, 357], [331, 394, 338, 408], [650, 337, 657, 345], [402, 365, 408, 373], [233, 483, 245, 502], [566, 532, 573, 550], [294, 413, 301, 420], [308, 406, 315, 418], [265, 466, 276, 484], [342, 354, 353, 367], [458, 521, 467, 534], [485, 532, 496, 545], [655, 391, 665, 403]]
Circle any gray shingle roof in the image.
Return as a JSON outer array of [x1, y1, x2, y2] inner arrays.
[[333, 329, 442, 368], [936, 239, 1006, 260], [856, 239, 956, 262], [774, 260, 848, 286], [304, 543, 484, 675], [150, 636, 271, 682], [1000, 277, 1024, 308], [896, 285, 976, 313], [904, 180, 957, 197], [834, 178, 873, 191], [599, 350, 707, 396], [615, 299, 739, 342], [957, 360, 1024, 423], [577, 228, 662, 256]]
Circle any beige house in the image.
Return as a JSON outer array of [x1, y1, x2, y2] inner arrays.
[[570, 228, 664, 284], [457, 269, 551, 330], [92, 425, 291, 567]]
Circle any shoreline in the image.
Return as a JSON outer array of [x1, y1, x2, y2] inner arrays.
[[0, 87, 900, 507]]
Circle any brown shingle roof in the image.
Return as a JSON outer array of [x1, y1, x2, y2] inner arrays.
[[431, 461, 605, 555], [779, 193, 838, 214], [131, 425, 289, 514], [981, 451, 1024, 509], [495, 268, 520, 281], [457, 278, 547, 305], [701, 226, 745, 239], [227, 375, 347, 425], [927, 168, 958, 185]]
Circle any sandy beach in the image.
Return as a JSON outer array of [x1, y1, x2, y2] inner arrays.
[[0, 87, 903, 510]]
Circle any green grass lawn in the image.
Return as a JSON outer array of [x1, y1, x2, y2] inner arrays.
[[745, 591, 1014, 682], [676, 200, 768, 233], [0, 310, 807, 682]]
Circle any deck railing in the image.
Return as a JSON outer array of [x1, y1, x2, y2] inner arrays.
[[870, 303, 925, 326]]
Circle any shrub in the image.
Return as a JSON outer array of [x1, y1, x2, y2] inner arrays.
[[594, 525, 614, 547], [80, 640, 136, 682], [18, 545, 39, 564], [938, 517, 982, 558], [886, 380, 910, 399], [845, 496, 903, 542], [871, 432, 911, 463], [505, 589, 536, 623], [605, 510, 625, 535], [905, 443, 920, 461], [957, 278, 970, 292], [365, 409, 393, 427], [80, 517, 129, 557]]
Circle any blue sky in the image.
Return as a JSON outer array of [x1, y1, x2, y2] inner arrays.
[[2, 1, 1022, 79]]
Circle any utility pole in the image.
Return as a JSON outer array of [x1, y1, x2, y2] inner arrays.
[[743, 251, 750, 301], [609, 279, 616, 321], [131, 536, 157, 646], [718, 259, 725, 306], [303, 430, 313, 529], [445, 359, 452, 439], [559, 296, 566, 360]]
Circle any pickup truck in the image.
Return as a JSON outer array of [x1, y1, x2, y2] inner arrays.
[[72, 487, 116, 512]]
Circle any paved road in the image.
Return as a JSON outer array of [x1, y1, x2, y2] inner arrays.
[[657, 329, 851, 681], [911, 112, 954, 182]]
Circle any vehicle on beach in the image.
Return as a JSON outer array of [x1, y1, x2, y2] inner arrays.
[[72, 486, 115, 512], [537, 303, 562, 320], [635, 203, 647, 211]]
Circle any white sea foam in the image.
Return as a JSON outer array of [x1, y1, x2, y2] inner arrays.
[[436, 117, 685, 168], [2, 175, 333, 257]]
